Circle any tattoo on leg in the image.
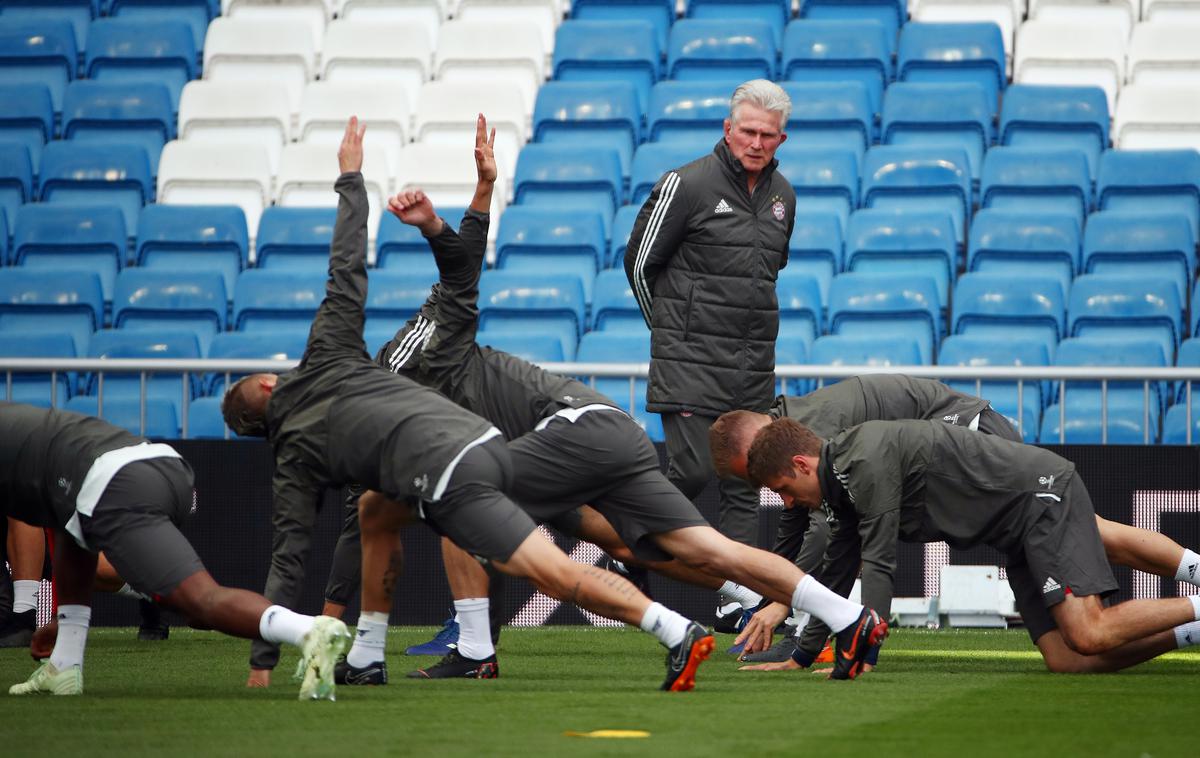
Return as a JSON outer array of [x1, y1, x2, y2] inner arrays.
[[382, 548, 403, 600]]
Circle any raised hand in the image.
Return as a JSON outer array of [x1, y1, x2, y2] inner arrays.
[[474, 113, 497, 184], [338, 116, 367, 174], [387, 188, 442, 236]]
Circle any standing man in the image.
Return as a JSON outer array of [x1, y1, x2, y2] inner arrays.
[[624, 79, 795, 555]]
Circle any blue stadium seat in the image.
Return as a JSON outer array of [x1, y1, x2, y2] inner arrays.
[[478, 270, 586, 360], [781, 20, 891, 118], [881, 82, 994, 184], [206, 329, 307, 396], [828, 272, 941, 364], [1194, 279, 1200, 340], [1175, 337, 1200, 405], [787, 212, 842, 310], [363, 270, 434, 343], [65, 395, 179, 438], [136, 204, 248, 298], [256, 207, 336, 271], [0, 208, 7, 263], [667, 19, 776, 81], [775, 333, 811, 396], [107, 0, 215, 56], [774, 145, 858, 233], [477, 329, 565, 363], [84, 328, 202, 422], [861, 146, 972, 238], [952, 271, 1065, 362], [13, 203, 126, 304], [798, 0, 906, 43], [0, 19, 76, 114], [1097, 149, 1200, 240], [980, 147, 1091, 229], [846, 209, 957, 305], [575, 329, 661, 441], [533, 81, 642, 182], [375, 207, 463, 275], [999, 85, 1110, 180], [232, 270, 326, 340], [686, 0, 790, 47], [513, 144, 622, 239], [938, 334, 1046, 442], [590, 268, 645, 333], [552, 21, 659, 115], [0, 0, 96, 55], [112, 268, 226, 354], [809, 333, 923, 372], [0, 143, 31, 229], [610, 204, 640, 269], [776, 269, 823, 353], [571, 0, 674, 53], [780, 81, 873, 163], [1068, 274, 1182, 365], [85, 18, 195, 113], [0, 82, 52, 173], [966, 209, 1080, 298], [897, 22, 1006, 107], [0, 331, 75, 407], [496, 206, 605, 303], [62, 80, 173, 175], [37, 141, 152, 235], [647, 80, 732, 148], [0, 268, 101, 355], [186, 396, 232, 439], [1163, 402, 1200, 445], [1083, 211, 1194, 305], [1039, 403, 1156, 445], [629, 142, 698, 208]]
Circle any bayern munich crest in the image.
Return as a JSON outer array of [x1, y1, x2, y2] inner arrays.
[[771, 200, 786, 221]]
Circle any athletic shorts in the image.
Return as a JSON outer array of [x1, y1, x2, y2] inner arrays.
[[1006, 473, 1119, 642], [79, 457, 204, 600], [422, 437, 537, 564], [507, 408, 710, 562]]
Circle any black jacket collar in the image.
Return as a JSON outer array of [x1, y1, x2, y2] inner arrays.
[[712, 138, 779, 194]]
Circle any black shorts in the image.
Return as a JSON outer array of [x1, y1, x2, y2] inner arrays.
[[507, 408, 710, 562], [79, 457, 204, 600], [1006, 474, 1118, 642]]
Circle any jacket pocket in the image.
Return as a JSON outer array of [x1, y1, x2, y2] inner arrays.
[[682, 279, 696, 341]]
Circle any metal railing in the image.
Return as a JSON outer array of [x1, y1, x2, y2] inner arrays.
[[2, 358, 1198, 445]]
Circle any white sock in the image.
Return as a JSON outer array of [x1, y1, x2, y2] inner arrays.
[[1189, 595, 1200, 622], [1175, 620, 1200, 649], [12, 580, 38, 614], [1175, 549, 1200, 587], [639, 602, 690, 648], [49, 605, 90, 671], [718, 581, 763, 611], [791, 575, 862, 633], [346, 611, 389, 668], [116, 583, 148, 601], [258, 605, 315, 648], [453, 598, 494, 660]]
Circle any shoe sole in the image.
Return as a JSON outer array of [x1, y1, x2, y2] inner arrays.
[[298, 628, 352, 701], [667, 635, 715, 693], [841, 621, 889, 681]]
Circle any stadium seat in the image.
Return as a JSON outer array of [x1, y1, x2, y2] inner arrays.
[[787, 212, 843, 310], [809, 333, 924, 373], [881, 82, 995, 184], [775, 146, 858, 234], [998, 84, 1110, 179], [13, 204, 126, 304], [496, 206, 605, 303], [254, 206, 336, 272], [774, 332, 811, 396], [364, 270, 434, 342], [223, 0, 328, 53], [896, 22, 1006, 107], [232, 269, 326, 339], [779, 81, 873, 163], [966, 209, 1080, 302], [1028, 0, 1134, 42], [206, 329, 308, 395], [629, 142, 700, 207], [202, 17, 314, 116], [0, 143, 32, 229], [0, 19, 76, 114], [0, 0, 95, 54], [375, 207, 463, 274], [455, 0, 560, 56], [534, 81, 641, 183], [776, 269, 823, 353], [799, 0, 905, 41], [574, 329, 660, 441], [1114, 84, 1200, 152], [337, 0, 443, 50], [476, 329, 565, 363], [1096, 149, 1200, 240], [1127, 21, 1200, 89], [0, 331, 75, 408], [299, 81, 410, 170], [1144, 0, 1200, 22], [1039, 402, 1156, 444], [570, 0, 674, 53], [846, 209, 957, 305], [65, 395, 180, 438], [0, 268, 102, 356], [0, 209, 7, 263], [979, 147, 1091, 229], [136, 204, 248, 297], [1175, 336, 1200, 405], [86, 18, 195, 114], [395, 143, 508, 216], [609, 204, 640, 269], [1082, 210, 1194, 304], [1068, 274, 1182, 364], [646, 80, 732, 148], [938, 334, 1046, 442], [551, 20, 660, 113], [434, 21, 545, 117], [156, 140, 272, 248], [828, 273, 941, 364], [513, 144, 622, 239], [667, 19, 776, 81], [477, 270, 586, 360], [178, 80, 291, 174], [106, 0, 214, 55], [781, 20, 892, 118], [0, 82, 52, 173], [1013, 21, 1126, 114], [1162, 402, 1200, 445], [861, 146, 972, 239], [321, 20, 431, 103], [415, 81, 527, 181], [38, 141, 152, 236], [911, 0, 1019, 62], [590, 268, 645, 333], [84, 327, 203, 417], [186, 395, 233, 439], [685, 0, 788, 46], [952, 271, 1066, 361], [63, 80, 173, 175], [112, 268, 226, 354]]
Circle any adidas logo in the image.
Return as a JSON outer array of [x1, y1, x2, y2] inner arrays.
[[1042, 576, 1062, 594], [713, 198, 733, 214]]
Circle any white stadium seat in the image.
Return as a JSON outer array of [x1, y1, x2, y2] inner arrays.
[[1015, 20, 1127, 113], [434, 21, 545, 118], [299, 81, 411, 170], [320, 20, 431, 107], [455, 0, 561, 63], [394, 142, 507, 221], [1029, 0, 1135, 41], [911, 0, 1020, 62], [1114, 83, 1200, 150], [1143, 0, 1200, 22], [224, 0, 331, 53], [1127, 22, 1200, 87], [203, 17, 315, 117], [157, 140, 273, 252], [178, 81, 292, 175], [414, 81, 527, 180], [335, 0, 445, 51]]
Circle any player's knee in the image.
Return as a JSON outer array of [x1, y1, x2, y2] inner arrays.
[[1058, 623, 1109, 657]]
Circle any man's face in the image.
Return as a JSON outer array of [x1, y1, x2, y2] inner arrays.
[[723, 103, 787, 176], [761, 458, 822, 510]]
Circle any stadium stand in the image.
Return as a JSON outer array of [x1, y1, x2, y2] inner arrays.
[[551, 20, 660, 114], [609, 204, 640, 268], [846, 209, 957, 305], [0, 268, 103, 357], [966, 208, 1080, 297], [629, 142, 698, 207], [376, 208, 459, 275], [0, 142, 32, 230], [1114, 84, 1200, 152], [1067, 274, 1183, 365], [980, 147, 1092, 229], [776, 269, 824, 353], [177, 79, 291, 174], [111, 268, 226, 354], [476, 330, 564, 364], [780, 19, 891, 117], [135, 203, 248, 298], [12, 203, 126, 305], [477, 270, 586, 360], [38, 141, 152, 236], [575, 329, 661, 441], [0, 331, 76, 408], [911, 0, 1019, 61], [1082, 210, 1195, 304], [433, 21, 545, 117], [861, 145, 972, 239], [320, 20, 431, 104], [512, 143, 622, 240], [828, 272, 942, 364], [1127, 21, 1200, 89], [63, 80, 174, 175], [570, 0, 674, 52], [495, 206, 605, 303], [798, 0, 906, 43], [774, 145, 859, 234], [780, 81, 872, 164], [156, 140, 272, 250], [232, 269, 326, 338], [938, 333, 1047, 442], [416, 80, 527, 180], [336, 0, 443, 50], [65, 395, 180, 437], [881, 81, 994, 184], [786, 211, 843, 310], [809, 333, 924, 370], [298, 80, 411, 169], [1013, 20, 1126, 113], [255, 206, 336, 271], [646, 80, 732, 147], [998, 84, 1110, 179], [590, 268, 644, 333], [896, 22, 1006, 108], [86, 17, 195, 113], [1096, 149, 1200, 240], [456, 0, 560, 55], [201, 17, 313, 116], [0, 19, 77, 114], [206, 329, 308, 395], [685, 0, 789, 47], [952, 271, 1066, 362], [83, 327, 202, 423], [0, 82, 53, 173], [666, 18, 776, 81], [533, 80, 641, 183], [223, 0, 328, 52], [106, 0, 214, 55]]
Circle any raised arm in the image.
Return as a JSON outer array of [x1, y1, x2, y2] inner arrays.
[[624, 170, 689, 328]]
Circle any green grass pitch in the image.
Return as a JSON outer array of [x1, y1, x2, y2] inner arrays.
[[2, 626, 1195, 757]]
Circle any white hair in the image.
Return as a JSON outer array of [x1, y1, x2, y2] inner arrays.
[[729, 79, 791, 130]]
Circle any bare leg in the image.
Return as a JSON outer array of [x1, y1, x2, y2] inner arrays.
[[652, 526, 806, 605], [573, 508, 724, 591], [7, 518, 44, 583], [1097, 516, 1186, 578], [93, 553, 124, 593], [52, 533, 97, 608], [1051, 592, 1196, 655], [161, 570, 270, 639], [443, 536, 490, 600], [357, 490, 414, 614], [1036, 627, 1178, 673], [320, 601, 346, 619]]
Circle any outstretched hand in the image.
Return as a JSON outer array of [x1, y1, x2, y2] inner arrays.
[[387, 188, 443, 237], [338, 116, 367, 174], [474, 113, 497, 184], [733, 601, 790, 655]]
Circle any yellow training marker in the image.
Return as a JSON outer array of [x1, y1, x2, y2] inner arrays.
[[563, 730, 651, 739]]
